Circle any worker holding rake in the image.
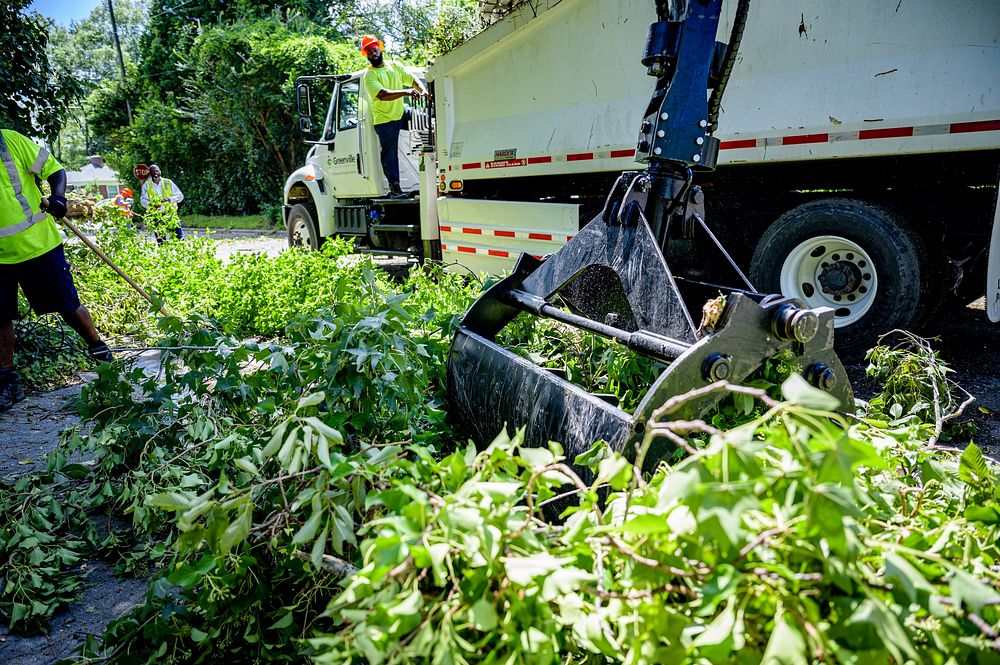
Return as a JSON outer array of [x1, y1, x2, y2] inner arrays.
[[0, 128, 113, 412]]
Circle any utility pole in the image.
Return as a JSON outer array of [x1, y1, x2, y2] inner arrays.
[[106, 0, 133, 124]]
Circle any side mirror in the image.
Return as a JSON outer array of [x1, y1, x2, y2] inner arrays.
[[298, 116, 313, 133], [296, 83, 311, 118]]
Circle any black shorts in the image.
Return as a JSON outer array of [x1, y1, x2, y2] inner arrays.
[[0, 244, 81, 321]]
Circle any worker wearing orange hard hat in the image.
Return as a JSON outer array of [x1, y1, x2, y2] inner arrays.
[[113, 186, 133, 218], [360, 34, 426, 199], [360, 35, 383, 54]]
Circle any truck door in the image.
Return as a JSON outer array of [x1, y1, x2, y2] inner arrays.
[[323, 78, 380, 199]]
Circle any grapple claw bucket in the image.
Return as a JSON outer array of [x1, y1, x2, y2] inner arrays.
[[446, 182, 853, 470]]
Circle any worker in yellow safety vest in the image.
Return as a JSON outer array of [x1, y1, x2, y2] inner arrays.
[[361, 34, 426, 199], [139, 164, 184, 242], [0, 128, 113, 411]]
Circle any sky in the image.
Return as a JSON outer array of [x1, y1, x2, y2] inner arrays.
[[29, 0, 103, 25]]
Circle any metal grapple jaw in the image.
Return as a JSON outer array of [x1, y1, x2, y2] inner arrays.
[[446, 174, 853, 470]]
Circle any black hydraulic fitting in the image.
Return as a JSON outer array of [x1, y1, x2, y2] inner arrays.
[[770, 304, 820, 343], [642, 20, 682, 77]]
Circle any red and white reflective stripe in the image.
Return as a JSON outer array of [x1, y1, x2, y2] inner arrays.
[[439, 225, 573, 243], [441, 243, 541, 260], [454, 119, 1000, 169], [723, 119, 1000, 150]]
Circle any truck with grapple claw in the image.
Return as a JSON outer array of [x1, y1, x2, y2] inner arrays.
[[284, 0, 1000, 354]]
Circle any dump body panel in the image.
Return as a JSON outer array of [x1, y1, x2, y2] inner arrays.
[[437, 198, 578, 274], [428, 0, 1000, 181]]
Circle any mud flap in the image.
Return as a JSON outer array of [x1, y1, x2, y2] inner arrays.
[[988, 178, 1000, 323]]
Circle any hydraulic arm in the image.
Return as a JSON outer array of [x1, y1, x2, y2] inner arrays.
[[446, 0, 852, 470]]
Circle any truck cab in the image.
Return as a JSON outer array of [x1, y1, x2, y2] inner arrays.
[[282, 69, 432, 257]]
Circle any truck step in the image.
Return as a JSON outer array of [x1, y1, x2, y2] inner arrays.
[[371, 224, 418, 234], [357, 248, 417, 257]]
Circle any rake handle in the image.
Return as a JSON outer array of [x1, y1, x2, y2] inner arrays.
[[47, 202, 170, 318]]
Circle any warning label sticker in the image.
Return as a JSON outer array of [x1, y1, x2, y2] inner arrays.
[[485, 158, 528, 169]]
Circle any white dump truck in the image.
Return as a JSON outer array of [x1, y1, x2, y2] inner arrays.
[[284, 0, 1000, 351]]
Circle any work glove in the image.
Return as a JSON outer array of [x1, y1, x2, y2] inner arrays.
[[46, 194, 68, 219]]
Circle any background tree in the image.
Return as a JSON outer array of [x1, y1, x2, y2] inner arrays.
[[1, 0, 83, 141], [48, 0, 148, 86], [106, 18, 367, 217], [62, 0, 485, 214], [47, 0, 149, 166]]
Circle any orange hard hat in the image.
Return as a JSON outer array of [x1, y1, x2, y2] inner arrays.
[[360, 35, 383, 54], [121, 187, 133, 197]]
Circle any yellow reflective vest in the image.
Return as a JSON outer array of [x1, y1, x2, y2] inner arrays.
[[0, 129, 63, 264]]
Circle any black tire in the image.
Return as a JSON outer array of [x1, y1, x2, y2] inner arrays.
[[286, 203, 323, 250], [749, 198, 927, 357]]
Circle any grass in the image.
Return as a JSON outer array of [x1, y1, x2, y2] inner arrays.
[[181, 214, 280, 230]]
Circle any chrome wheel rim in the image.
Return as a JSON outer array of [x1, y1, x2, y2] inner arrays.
[[779, 235, 878, 327], [290, 215, 312, 247]]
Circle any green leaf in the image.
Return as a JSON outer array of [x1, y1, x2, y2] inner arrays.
[[504, 554, 574, 585], [469, 598, 498, 632], [574, 441, 610, 470], [595, 455, 631, 490], [261, 420, 290, 457], [270, 611, 294, 630], [846, 598, 919, 664], [148, 491, 192, 511], [541, 566, 592, 601], [519, 446, 554, 469], [297, 391, 326, 409], [760, 610, 808, 665], [219, 502, 252, 555], [311, 526, 329, 569], [949, 567, 1000, 614], [693, 597, 736, 660], [781, 374, 841, 410], [619, 513, 670, 535], [316, 436, 332, 470], [304, 416, 344, 446], [884, 553, 933, 604], [959, 443, 993, 488], [293, 509, 323, 545], [233, 457, 259, 476], [386, 587, 423, 618]]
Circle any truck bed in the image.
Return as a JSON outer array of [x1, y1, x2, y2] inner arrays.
[[428, 0, 1000, 181]]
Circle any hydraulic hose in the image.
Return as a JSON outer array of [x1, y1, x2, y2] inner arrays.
[[707, 0, 750, 132]]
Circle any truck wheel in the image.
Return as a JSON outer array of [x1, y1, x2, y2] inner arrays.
[[287, 203, 323, 250], [749, 199, 926, 357]]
